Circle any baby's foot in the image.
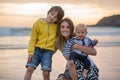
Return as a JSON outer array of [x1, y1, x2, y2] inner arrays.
[[82, 73, 87, 78]]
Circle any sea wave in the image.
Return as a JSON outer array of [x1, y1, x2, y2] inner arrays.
[[0, 27, 120, 36], [0, 27, 120, 49], [0, 27, 31, 36], [0, 42, 120, 49]]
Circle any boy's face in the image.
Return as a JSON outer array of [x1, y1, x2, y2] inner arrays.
[[47, 10, 58, 23], [75, 27, 87, 39]]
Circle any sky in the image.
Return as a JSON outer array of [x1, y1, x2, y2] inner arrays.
[[0, 0, 120, 27]]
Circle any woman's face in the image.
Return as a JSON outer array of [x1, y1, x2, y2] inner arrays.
[[60, 21, 70, 39]]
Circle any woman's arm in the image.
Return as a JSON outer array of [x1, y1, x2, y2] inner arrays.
[[72, 44, 97, 56]]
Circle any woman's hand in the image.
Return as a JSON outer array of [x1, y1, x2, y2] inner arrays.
[[71, 43, 97, 56], [71, 43, 79, 50]]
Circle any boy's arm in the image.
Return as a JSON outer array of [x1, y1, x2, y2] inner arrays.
[[28, 23, 38, 54]]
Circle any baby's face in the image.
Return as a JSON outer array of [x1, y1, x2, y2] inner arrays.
[[75, 27, 87, 39]]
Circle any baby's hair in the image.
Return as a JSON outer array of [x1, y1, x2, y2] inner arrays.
[[75, 23, 87, 32]]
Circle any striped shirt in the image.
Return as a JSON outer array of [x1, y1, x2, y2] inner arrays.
[[64, 36, 96, 56]]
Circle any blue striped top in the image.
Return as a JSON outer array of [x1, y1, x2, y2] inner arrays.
[[63, 36, 96, 56]]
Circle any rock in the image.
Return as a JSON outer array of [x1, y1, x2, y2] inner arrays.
[[96, 14, 120, 27]]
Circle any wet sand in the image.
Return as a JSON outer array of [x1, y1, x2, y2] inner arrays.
[[0, 47, 120, 80]]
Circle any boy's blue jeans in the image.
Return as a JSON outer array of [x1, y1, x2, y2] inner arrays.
[[26, 47, 53, 71]]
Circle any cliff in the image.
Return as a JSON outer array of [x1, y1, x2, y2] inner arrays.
[[96, 14, 120, 27]]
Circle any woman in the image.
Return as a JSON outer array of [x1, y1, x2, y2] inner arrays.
[[56, 18, 99, 80]]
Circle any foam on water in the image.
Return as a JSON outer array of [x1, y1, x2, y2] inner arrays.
[[0, 27, 120, 49]]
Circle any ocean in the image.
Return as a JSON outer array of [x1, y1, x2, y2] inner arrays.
[[0, 26, 120, 49], [0, 26, 120, 80]]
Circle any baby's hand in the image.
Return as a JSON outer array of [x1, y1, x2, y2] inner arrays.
[[93, 39, 98, 44]]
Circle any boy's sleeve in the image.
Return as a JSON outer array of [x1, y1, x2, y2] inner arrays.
[[28, 23, 38, 54]]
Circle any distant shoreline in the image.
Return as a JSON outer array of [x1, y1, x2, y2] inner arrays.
[[0, 27, 31, 36], [1, 25, 120, 28], [87, 25, 120, 27]]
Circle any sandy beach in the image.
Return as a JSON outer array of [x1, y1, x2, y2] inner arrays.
[[0, 27, 120, 80], [0, 0, 120, 79], [0, 46, 120, 80]]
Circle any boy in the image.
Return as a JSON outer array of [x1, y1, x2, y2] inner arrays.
[[24, 6, 64, 80], [64, 24, 98, 78]]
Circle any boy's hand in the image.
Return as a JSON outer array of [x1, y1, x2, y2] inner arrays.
[[28, 54, 34, 62]]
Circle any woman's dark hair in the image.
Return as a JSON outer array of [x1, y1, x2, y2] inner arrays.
[[57, 18, 74, 51]]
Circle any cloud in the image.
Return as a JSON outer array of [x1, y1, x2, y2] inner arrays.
[[0, 0, 119, 4], [1, 0, 120, 9], [0, 0, 120, 26]]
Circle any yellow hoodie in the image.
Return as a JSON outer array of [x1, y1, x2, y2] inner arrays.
[[28, 18, 57, 54]]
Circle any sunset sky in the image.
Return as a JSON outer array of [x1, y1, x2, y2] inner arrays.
[[0, 0, 120, 27]]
